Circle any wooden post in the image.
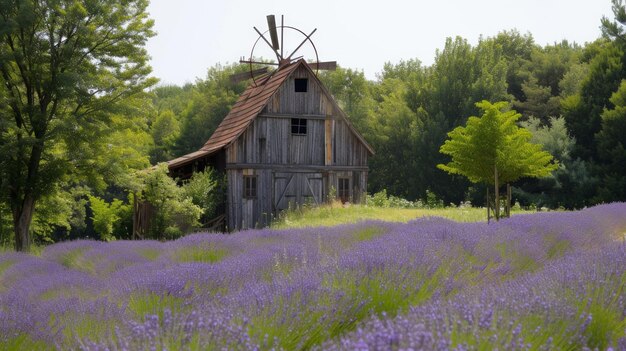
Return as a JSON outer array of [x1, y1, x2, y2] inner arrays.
[[494, 165, 499, 221]]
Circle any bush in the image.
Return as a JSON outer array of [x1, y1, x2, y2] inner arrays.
[[425, 189, 444, 208], [368, 190, 390, 207], [183, 168, 223, 223], [139, 164, 202, 239], [367, 190, 426, 209], [88, 195, 129, 241]]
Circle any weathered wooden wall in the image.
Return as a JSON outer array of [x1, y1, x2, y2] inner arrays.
[[226, 65, 370, 230]]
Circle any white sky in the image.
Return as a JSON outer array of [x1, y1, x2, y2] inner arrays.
[[146, 0, 614, 86]]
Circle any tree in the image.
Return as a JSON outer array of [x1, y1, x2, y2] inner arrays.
[[88, 195, 128, 241], [562, 42, 623, 161], [0, 0, 156, 251], [150, 109, 180, 163], [517, 117, 596, 208], [438, 101, 557, 220], [139, 164, 202, 240], [595, 80, 626, 202], [174, 64, 248, 156], [366, 78, 420, 198]]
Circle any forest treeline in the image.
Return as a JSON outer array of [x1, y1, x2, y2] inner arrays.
[[1, 3, 625, 246]]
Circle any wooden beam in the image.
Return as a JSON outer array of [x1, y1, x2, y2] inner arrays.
[[258, 113, 333, 120], [308, 61, 337, 71], [225, 163, 368, 172]]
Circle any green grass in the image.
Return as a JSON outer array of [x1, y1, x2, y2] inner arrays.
[[173, 244, 229, 263], [0, 335, 52, 351], [57, 248, 95, 274], [272, 203, 529, 229], [127, 292, 189, 321], [136, 248, 161, 261]]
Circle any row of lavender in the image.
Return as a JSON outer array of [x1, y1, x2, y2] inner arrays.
[[0, 203, 625, 350]]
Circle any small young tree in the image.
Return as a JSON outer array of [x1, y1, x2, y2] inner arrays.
[[438, 101, 557, 220]]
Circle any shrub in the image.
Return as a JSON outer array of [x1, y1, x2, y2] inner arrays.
[[139, 164, 202, 239], [368, 190, 389, 207], [88, 196, 129, 241]]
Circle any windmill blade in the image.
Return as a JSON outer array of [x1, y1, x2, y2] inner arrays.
[[253, 26, 281, 61], [267, 15, 280, 52], [229, 67, 269, 84], [286, 28, 317, 62], [308, 61, 337, 71]]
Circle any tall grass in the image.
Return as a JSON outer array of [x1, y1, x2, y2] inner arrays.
[[272, 202, 529, 229]]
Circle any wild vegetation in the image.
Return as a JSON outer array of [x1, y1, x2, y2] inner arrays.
[[0, 203, 624, 349]]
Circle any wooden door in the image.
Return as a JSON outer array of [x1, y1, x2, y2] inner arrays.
[[301, 173, 323, 205], [273, 172, 323, 212]]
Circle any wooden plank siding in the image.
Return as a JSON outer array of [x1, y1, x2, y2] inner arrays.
[[223, 61, 371, 230]]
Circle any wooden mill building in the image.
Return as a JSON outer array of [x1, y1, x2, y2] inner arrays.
[[165, 59, 374, 230]]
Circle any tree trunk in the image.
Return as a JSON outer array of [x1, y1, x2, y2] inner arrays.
[[13, 194, 35, 252], [506, 183, 511, 217], [10, 137, 45, 252], [494, 166, 500, 221], [486, 186, 490, 224]]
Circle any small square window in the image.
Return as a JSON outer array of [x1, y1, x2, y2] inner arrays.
[[244, 175, 257, 199], [291, 118, 307, 135], [294, 78, 308, 92]]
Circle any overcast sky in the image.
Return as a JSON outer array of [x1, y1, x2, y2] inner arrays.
[[146, 0, 614, 86]]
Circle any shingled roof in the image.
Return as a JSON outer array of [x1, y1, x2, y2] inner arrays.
[[167, 59, 373, 169]]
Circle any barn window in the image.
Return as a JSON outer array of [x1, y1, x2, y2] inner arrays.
[[243, 175, 257, 199], [338, 177, 350, 203], [291, 118, 307, 135], [294, 78, 308, 92]]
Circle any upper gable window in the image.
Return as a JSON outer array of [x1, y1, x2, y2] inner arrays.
[[294, 78, 308, 92]]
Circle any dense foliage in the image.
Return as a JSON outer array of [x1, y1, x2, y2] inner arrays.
[[0, 203, 624, 349], [0, 0, 156, 251]]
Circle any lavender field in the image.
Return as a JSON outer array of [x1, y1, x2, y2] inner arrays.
[[1, 204, 625, 350]]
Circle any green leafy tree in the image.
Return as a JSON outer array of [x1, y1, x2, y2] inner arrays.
[[174, 64, 248, 155], [150, 109, 180, 162], [559, 62, 589, 98], [513, 77, 561, 123], [139, 164, 202, 240], [88, 195, 128, 241], [379, 59, 429, 112], [491, 30, 536, 101], [595, 80, 626, 201], [438, 101, 557, 220], [517, 117, 596, 208], [0, 0, 156, 251], [430, 37, 476, 127], [366, 79, 420, 198], [183, 168, 222, 224], [319, 66, 373, 132], [601, 0, 626, 41]]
